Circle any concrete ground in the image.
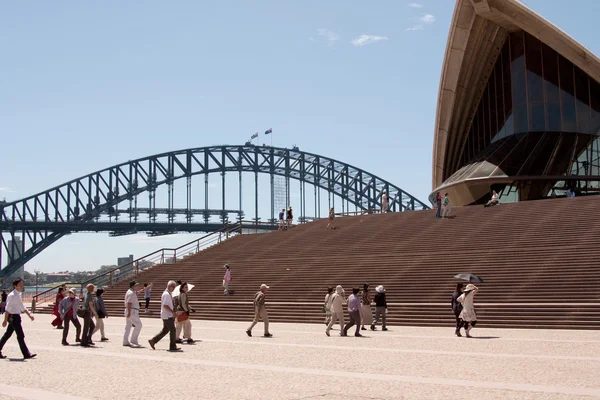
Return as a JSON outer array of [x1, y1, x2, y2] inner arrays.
[[0, 314, 599, 400]]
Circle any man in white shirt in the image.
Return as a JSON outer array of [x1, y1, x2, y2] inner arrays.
[[148, 281, 181, 352], [0, 278, 36, 359], [123, 280, 144, 347]]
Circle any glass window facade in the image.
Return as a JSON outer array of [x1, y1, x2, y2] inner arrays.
[[461, 31, 600, 165], [437, 30, 600, 205]]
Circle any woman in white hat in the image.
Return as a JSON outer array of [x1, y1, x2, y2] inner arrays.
[[457, 284, 478, 337]]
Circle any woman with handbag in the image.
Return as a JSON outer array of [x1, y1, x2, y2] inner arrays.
[[175, 282, 195, 344], [92, 288, 109, 342], [58, 289, 81, 346]]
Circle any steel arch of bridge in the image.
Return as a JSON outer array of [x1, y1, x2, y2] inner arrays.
[[0, 144, 429, 277]]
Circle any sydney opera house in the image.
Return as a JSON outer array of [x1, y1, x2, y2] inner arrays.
[[431, 0, 600, 206]]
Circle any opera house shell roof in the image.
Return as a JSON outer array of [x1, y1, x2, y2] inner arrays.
[[432, 0, 600, 206]]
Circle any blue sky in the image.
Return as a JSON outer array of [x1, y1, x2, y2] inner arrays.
[[1, 0, 600, 273]]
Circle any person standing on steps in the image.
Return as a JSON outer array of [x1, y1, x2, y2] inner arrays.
[[148, 281, 181, 351], [51, 287, 65, 329], [360, 283, 373, 331], [80, 284, 98, 347], [123, 280, 143, 347], [143, 283, 153, 314], [451, 283, 464, 337], [223, 264, 231, 295], [434, 192, 443, 218], [59, 288, 81, 346], [371, 285, 388, 331], [442, 193, 452, 218], [327, 208, 336, 229], [278, 208, 286, 230], [457, 284, 478, 338], [381, 190, 388, 213], [326, 285, 346, 337], [286, 206, 293, 228], [0, 278, 36, 360], [246, 284, 272, 338], [343, 288, 363, 337]]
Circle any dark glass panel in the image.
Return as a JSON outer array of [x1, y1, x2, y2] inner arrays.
[[525, 34, 544, 103], [542, 46, 561, 131], [502, 41, 513, 138], [530, 103, 546, 132], [525, 33, 545, 131], [481, 86, 488, 151], [574, 66, 590, 132], [589, 79, 600, 133], [511, 33, 528, 133], [494, 61, 504, 135], [490, 67, 498, 142], [559, 56, 577, 132]]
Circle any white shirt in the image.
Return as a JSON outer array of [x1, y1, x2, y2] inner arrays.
[[124, 289, 139, 310], [160, 289, 174, 320], [5, 289, 27, 315]]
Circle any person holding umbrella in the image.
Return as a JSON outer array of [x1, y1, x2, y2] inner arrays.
[[173, 282, 195, 344], [451, 283, 464, 337], [457, 284, 479, 337]]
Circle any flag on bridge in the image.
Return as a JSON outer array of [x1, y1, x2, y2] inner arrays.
[[265, 128, 272, 135], [251, 132, 258, 139]]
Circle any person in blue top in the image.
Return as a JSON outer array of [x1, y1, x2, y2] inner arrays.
[[278, 208, 286, 230]]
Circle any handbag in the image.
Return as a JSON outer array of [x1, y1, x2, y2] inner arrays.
[[176, 312, 189, 322], [76, 306, 86, 318]]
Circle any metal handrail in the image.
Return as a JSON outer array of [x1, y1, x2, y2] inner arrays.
[[32, 223, 243, 305]]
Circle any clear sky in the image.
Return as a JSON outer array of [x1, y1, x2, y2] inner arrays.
[[2, 0, 600, 273]]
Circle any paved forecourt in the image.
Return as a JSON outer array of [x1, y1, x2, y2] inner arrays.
[[0, 314, 599, 400]]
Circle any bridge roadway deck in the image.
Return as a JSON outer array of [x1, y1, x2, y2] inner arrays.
[[0, 314, 599, 399]]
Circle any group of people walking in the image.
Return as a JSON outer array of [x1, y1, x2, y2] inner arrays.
[[56, 284, 109, 347], [324, 283, 387, 337]]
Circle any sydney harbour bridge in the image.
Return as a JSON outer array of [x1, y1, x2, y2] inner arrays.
[[0, 144, 429, 277]]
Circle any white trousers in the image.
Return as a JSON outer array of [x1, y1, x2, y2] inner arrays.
[[326, 311, 345, 334], [176, 318, 192, 339], [123, 308, 142, 345]]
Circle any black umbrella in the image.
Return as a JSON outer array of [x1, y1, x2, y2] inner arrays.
[[454, 273, 484, 284]]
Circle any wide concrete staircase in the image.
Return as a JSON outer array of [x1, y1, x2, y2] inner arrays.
[[44, 196, 600, 329]]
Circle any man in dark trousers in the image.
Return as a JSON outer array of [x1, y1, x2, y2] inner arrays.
[[80, 284, 98, 347], [451, 283, 464, 337], [0, 278, 36, 359], [371, 285, 388, 331], [148, 280, 181, 352]]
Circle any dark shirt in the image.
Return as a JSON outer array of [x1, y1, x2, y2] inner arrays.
[[374, 292, 387, 308], [287, 210, 293, 219], [451, 291, 463, 316], [279, 212, 284, 220], [1, 293, 7, 302], [84, 292, 94, 311]]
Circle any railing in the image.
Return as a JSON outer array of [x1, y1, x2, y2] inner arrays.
[[32, 223, 243, 307], [30, 282, 83, 310]]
